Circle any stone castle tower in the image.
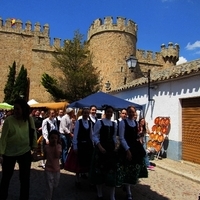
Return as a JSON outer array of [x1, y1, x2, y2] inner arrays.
[[88, 17, 179, 91], [0, 16, 179, 102]]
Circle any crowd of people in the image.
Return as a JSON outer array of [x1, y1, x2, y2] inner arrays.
[[0, 99, 155, 200]]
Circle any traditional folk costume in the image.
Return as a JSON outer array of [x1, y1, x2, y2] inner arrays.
[[118, 118, 148, 185], [65, 119, 93, 173], [90, 119, 118, 186]]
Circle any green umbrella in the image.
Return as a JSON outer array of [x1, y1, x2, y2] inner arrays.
[[0, 102, 14, 110]]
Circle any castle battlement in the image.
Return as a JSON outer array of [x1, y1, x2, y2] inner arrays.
[[0, 18, 50, 37], [136, 49, 162, 64], [87, 16, 137, 41], [0, 17, 63, 50], [161, 42, 179, 59]]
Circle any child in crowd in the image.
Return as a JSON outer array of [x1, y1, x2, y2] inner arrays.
[[43, 130, 62, 200]]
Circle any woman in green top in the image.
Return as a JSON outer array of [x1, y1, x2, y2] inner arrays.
[[0, 99, 37, 200]]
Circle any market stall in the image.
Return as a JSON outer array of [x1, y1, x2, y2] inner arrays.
[[30, 102, 68, 110]]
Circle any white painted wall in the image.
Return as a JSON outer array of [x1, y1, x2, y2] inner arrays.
[[113, 74, 200, 143]]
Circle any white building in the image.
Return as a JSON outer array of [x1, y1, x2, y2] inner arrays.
[[111, 59, 200, 164]]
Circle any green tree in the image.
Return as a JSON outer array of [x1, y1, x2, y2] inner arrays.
[[41, 73, 66, 101], [4, 61, 16, 104], [11, 65, 28, 103], [41, 31, 101, 102]]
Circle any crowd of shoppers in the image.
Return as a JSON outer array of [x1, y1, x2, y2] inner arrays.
[[0, 101, 154, 200]]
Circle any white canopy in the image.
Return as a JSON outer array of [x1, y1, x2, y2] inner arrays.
[[28, 99, 39, 105]]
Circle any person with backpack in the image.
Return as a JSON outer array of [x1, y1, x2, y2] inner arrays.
[[40, 109, 58, 169]]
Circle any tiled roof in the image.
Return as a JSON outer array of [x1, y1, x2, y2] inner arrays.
[[112, 59, 200, 92]]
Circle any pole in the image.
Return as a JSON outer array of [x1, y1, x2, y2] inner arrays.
[[148, 69, 151, 101]]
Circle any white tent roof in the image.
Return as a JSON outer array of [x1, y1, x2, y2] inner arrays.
[[28, 99, 39, 105]]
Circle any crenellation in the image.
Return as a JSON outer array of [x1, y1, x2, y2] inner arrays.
[[147, 51, 153, 60], [5, 18, 12, 28], [175, 43, 179, 50], [43, 24, 49, 36], [137, 49, 146, 58], [160, 42, 179, 65], [87, 16, 137, 41], [154, 52, 161, 60], [0, 17, 50, 38], [25, 21, 32, 32], [161, 42, 179, 58], [136, 49, 162, 64], [93, 18, 102, 28], [117, 16, 126, 26], [15, 19, 23, 31], [34, 22, 41, 32], [54, 38, 61, 48], [104, 16, 113, 25], [0, 17, 2, 27], [161, 44, 165, 49]]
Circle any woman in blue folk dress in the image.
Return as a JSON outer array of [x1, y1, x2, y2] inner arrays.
[[65, 107, 93, 188], [90, 105, 118, 200], [119, 106, 148, 200]]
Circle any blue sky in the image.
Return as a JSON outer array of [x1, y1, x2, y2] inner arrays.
[[0, 0, 200, 64]]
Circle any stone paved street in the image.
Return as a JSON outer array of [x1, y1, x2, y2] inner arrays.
[[0, 159, 200, 200]]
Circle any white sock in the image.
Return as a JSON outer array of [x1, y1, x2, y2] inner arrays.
[[110, 187, 115, 200], [96, 184, 103, 197], [126, 184, 132, 195]]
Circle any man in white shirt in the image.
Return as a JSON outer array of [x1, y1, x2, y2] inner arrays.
[[59, 107, 74, 167]]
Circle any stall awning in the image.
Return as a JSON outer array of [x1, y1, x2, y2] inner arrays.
[[30, 102, 68, 110]]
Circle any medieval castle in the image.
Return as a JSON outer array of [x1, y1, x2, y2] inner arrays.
[[0, 16, 179, 102]]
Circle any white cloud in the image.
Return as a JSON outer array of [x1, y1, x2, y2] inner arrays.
[[185, 41, 200, 50], [176, 57, 187, 65]]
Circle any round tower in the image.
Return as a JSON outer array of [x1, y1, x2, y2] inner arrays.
[[87, 16, 138, 91], [161, 42, 180, 67]]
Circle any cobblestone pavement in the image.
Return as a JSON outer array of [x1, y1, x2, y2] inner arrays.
[[0, 159, 200, 200]]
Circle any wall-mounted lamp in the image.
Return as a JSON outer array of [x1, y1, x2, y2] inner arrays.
[[126, 56, 156, 102], [126, 55, 137, 70], [105, 81, 111, 91]]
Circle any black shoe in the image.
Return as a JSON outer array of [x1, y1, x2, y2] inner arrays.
[[150, 162, 156, 167], [96, 196, 103, 200], [75, 181, 81, 189]]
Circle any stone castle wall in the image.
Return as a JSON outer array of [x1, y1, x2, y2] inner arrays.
[[0, 16, 180, 102], [0, 18, 63, 102]]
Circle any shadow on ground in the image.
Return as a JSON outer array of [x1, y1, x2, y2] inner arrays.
[[0, 168, 169, 200]]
